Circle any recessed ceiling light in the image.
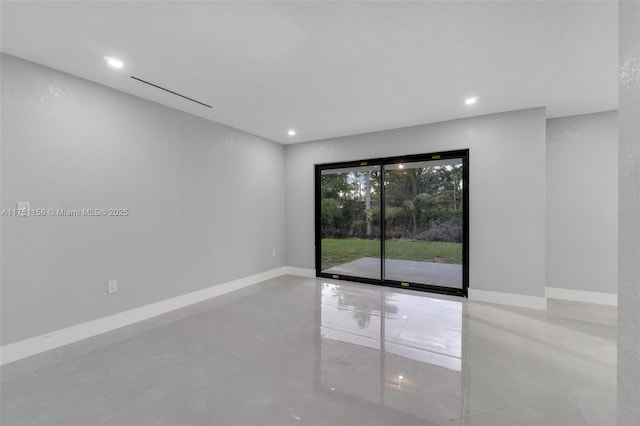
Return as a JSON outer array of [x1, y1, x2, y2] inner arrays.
[[398, 164, 404, 169], [288, 129, 296, 136], [104, 56, 124, 69], [464, 96, 479, 105]]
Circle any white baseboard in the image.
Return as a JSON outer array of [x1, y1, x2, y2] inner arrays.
[[545, 287, 618, 306], [468, 288, 548, 310], [7, 268, 608, 366], [283, 266, 316, 278], [0, 267, 287, 366]]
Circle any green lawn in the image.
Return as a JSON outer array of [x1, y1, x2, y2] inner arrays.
[[321, 238, 462, 271]]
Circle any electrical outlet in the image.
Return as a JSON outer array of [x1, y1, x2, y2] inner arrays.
[[107, 280, 118, 294], [272, 249, 276, 257]]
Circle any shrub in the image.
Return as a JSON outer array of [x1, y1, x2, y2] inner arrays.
[[414, 218, 463, 243]]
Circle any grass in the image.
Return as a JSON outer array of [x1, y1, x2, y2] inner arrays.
[[321, 238, 462, 271]]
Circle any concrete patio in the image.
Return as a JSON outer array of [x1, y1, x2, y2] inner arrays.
[[323, 257, 462, 289]]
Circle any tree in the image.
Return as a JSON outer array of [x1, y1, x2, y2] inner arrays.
[[385, 167, 437, 234], [321, 173, 350, 199]]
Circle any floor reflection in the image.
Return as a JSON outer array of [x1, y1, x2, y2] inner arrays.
[[1, 277, 617, 426], [318, 282, 465, 423]]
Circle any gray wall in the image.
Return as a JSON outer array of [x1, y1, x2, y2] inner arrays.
[[618, 0, 640, 423], [0, 54, 286, 345], [546, 111, 618, 294], [2, 49, 626, 352], [285, 108, 547, 298]]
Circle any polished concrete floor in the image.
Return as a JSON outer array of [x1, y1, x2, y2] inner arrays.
[[1, 276, 617, 425], [323, 257, 463, 288]]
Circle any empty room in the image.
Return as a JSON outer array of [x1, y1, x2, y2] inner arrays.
[[1, 1, 638, 425]]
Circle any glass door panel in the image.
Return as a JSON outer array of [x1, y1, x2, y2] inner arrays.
[[384, 159, 464, 289], [319, 165, 382, 280]]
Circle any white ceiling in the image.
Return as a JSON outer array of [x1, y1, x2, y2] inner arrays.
[[1, 1, 618, 144]]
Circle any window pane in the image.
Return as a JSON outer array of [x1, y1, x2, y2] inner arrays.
[[384, 160, 463, 288], [320, 166, 381, 280]]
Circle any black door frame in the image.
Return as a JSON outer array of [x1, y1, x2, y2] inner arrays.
[[314, 149, 469, 297]]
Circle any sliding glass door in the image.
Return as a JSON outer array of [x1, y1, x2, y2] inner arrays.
[[315, 151, 468, 296]]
